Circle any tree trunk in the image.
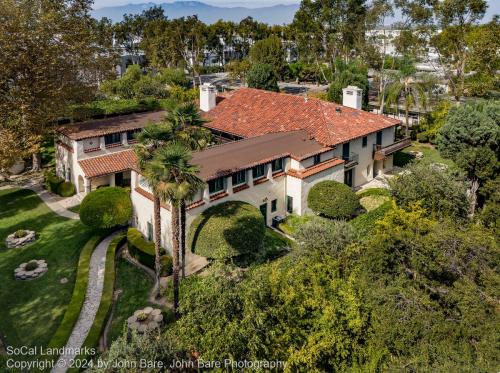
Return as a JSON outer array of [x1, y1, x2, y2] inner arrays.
[[171, 203, 180, 318], [405, 104, 410, 137], [32, 152, 42, 172], [468, 179, 479, 218], [153, 195, 162, 299], [180, 200, 187, 279]]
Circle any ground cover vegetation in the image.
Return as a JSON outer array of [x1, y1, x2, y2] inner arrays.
[[0, 188, 95, 349]]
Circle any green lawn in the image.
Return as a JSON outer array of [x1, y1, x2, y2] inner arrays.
[[68, 204, 80, 214], [108, 258, 154, 344], [357, 188, 391, 212], [0, 188, 94, 348], [394, 141, 455, 168], [234, 228, 293, 267], [278, 214, 314, 236]]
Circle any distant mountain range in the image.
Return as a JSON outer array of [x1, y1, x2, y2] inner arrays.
[[91, 1, 300, 24]]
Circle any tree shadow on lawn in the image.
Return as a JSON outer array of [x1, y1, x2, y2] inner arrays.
[[0, 189, 49, 221], [0, 200, 95, 348]]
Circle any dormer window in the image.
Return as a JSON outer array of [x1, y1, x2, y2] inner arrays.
[[208, 177, 225, 194], [252, 164, 265, 179], [271, 158, 283, 172], [105, 133, 122, 147], [232, 170, 247, 186], [313, 154, 321, 165]]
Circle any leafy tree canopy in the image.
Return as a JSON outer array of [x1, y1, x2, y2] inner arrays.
[[247, 63, 280, 92]]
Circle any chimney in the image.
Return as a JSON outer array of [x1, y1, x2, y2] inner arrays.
[[200, 83, 217, 112], [342, 85, 363, 110]]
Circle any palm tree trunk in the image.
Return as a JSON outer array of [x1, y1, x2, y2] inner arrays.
[[171, 203, 180, 318], [153, 195, 162, 299], [180, 200, 187, 279]]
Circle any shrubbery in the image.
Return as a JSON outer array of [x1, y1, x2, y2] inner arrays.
[[57, 181, 76, 197], [80, 187, 132, 229], [44, 170, 64, 193], [188, 201, 265, 260], [307, 180, 361, 219], [127, 228, 172, 276]]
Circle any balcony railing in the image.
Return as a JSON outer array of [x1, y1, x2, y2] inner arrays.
[[373, 137, 412, 160], [342, 152, 359, 168]]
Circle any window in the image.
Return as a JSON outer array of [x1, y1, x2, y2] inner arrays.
[[313, 154, 321, 165], [252, 164, 265, 179], [376, 131, 383, 146], [208, 177, 224, 194], [147, 222, 153, 241], [271, 158, 283, 172], [105, 133, 122, 146], [362, 136, 368, 148], [342, 143, 350, 160], [232, 170, 247, 186], [271, 199, 277, 212], [286, 195, 293, 213], [127, 130, 139, 141]]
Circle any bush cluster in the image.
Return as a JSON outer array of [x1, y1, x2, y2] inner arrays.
[[127, 228, 172, 276], [57, 181, 76, 197], [44, 170, 64, 193], [188, 201, 265, 260], [14, 229, 27, 238], [80, 187, 132, 229], [307, 180, 361, 219]]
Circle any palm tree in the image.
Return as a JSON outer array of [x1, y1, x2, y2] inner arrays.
[[384, 56, 432, 136], [134, 123, 174, 298], [147, 143, 204, 316], [164, 102, 212, 278]]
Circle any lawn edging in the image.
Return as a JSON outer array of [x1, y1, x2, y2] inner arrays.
[[70, 232, 126, 368], [47, 234, 106, 351]]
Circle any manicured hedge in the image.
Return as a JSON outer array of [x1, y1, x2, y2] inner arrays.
[[48, 234, 106, 352], [57, 181, 76, 197], [127, 228, 172, 276], [80, 187, 132, 229], [188, 201, 265, 259], [76, 232, 127, 365], [307, 180, 361, 219]]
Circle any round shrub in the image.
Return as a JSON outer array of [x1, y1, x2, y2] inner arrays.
[[307, 180, 361, 219], [80, 187, 132, 229], [188, 201, 265, 260], [25, 261, 38, 271], [14, 229, 27, 238], [57, 181, 76, 197]]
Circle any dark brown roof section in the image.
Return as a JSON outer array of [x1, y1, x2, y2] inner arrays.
[[58, 111, 166, 140], [192, 130, 331, 181]]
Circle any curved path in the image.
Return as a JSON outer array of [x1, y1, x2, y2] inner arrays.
[[52, 232, 119, 373]]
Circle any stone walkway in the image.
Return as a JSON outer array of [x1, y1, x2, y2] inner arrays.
[[0, 180, 79, 220], [52, 232, 119, 373]]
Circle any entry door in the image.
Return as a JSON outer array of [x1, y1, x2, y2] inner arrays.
[[344, 169, 354, 187], [115, 172, 124, 186], [342, 142, 350, 161], [259, 203, 267, 225]]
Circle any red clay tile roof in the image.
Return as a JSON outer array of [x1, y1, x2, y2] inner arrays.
[[287, 158, 345, 179], [58, 111, 166, 140], [204, 88, 400, 146], [78, 150, 138, 178], [191, 130, 330, 181], [78, 130, 330, 182]]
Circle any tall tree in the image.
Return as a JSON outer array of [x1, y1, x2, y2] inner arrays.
[[163, 102, 211, 278], [383, 56, 432, 134], [249, 35, 285, 78], [0, 0, 115, 170], [134, 124, 174, 298], [148, 143, 203, 316]]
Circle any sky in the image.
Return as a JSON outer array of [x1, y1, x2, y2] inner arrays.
[[92, 0, 300, 8], [92, 0, 499, 20]]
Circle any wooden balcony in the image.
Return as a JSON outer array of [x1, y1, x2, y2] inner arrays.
[[342, 152, 359, 169], [373, 138, 412, 161]]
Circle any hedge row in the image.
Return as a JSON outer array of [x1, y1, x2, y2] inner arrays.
[[71, 232, 127, 369], [47, 234, 106, 352], [127, 228, 172, 276], [350, 200, 393, 237]]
